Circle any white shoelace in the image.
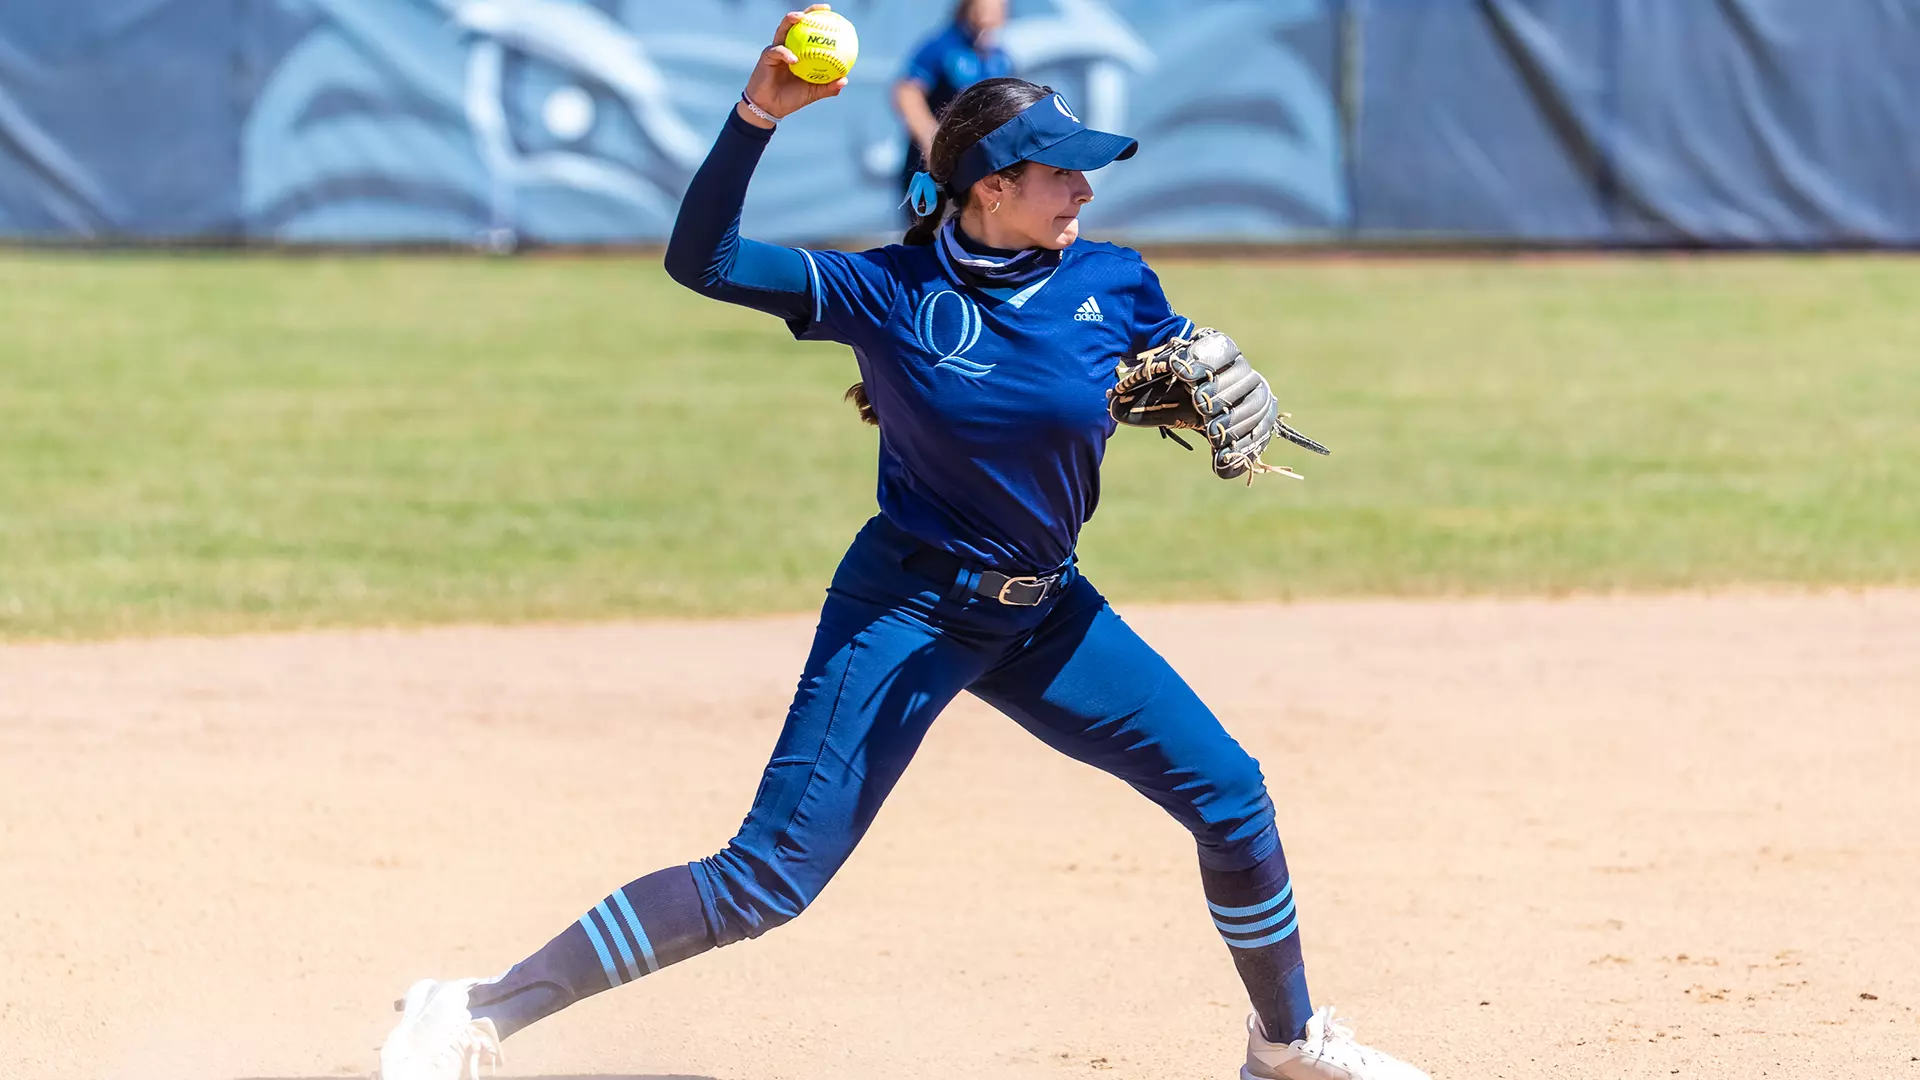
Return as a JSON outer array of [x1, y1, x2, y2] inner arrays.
[[1300, 1008, 1391, 1070]]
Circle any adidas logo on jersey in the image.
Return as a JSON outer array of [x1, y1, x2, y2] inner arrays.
[[1074, 296, 1104, 322]]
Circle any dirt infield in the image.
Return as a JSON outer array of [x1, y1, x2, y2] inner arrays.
[[4, 592, 1916, 1080]]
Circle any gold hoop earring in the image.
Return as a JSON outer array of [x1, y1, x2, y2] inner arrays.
[[989, 201, 1001, 214]]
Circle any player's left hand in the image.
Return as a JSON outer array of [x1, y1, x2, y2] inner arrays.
[[1108, 329, 1332, 482]]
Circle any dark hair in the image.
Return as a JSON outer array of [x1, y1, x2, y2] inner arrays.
[[845, 78, 1052, 426], [903, 77, 1051, 247]]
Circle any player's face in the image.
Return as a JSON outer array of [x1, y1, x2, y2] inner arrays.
[[1004, 165, 1094, 250]]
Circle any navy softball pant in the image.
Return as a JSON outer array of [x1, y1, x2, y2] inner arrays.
[[690, 515, 1280, 945]]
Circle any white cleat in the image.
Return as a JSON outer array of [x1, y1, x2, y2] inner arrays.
[[376, 977, 504, 1080], [1240, 1007, 1432, 1080]]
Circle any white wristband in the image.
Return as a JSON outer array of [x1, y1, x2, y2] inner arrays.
[[739, 93, 779, 127]]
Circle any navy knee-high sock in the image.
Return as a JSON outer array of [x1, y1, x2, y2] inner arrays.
[[468, 865, 713, 1039], [1200, 843, 1314, 1044]]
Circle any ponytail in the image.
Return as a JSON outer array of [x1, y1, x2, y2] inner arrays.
[[844, 382, 878, 426], [903, 186, 950, 247]]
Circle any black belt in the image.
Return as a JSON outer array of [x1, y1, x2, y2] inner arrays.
[[902, 546, 1067, 607]]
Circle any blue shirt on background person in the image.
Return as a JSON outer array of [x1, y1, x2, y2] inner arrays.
[[894, 0, 1015, 189]]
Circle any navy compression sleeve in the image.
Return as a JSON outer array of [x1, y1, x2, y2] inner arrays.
[[663, 109, 812, 321]]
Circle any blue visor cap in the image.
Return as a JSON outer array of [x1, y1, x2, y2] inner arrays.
[[948, 93, 1139, 195]]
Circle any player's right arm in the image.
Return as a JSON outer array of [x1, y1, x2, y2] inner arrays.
[[891, 79, 938, 163], [662, 7, 846, 320], [892, 33, 948, 162]]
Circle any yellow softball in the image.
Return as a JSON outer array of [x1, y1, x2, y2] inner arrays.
[[784, 9, 858, 85]]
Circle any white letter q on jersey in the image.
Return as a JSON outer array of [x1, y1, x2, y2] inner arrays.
[[914, 290, 992, 378]]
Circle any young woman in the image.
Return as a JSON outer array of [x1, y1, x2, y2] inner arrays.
[[376, 9, 1432, 1080], [893, 0, 1013, 207]]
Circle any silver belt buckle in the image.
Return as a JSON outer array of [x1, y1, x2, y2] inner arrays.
[[995, 574, 1049, 606]]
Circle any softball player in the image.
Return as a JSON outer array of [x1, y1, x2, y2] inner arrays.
[[377, 9, 1431, 1080]]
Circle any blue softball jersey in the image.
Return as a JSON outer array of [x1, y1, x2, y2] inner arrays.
[[791, 240, 1191, 572]]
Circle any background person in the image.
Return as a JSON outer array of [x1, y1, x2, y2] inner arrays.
[[893, 0, 1014, 202]]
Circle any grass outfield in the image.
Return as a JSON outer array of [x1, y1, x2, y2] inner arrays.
[[2, 251, 1915, 639]]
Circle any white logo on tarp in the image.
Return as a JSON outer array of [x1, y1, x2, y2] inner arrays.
[[1053, 94, 1080, 123], [1074, 296, 1103, 322]]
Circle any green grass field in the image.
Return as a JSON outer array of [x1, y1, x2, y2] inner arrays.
[[2, 251, 1914, 639]]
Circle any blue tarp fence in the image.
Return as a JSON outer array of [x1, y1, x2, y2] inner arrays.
[[2, 0, 1916, 247]]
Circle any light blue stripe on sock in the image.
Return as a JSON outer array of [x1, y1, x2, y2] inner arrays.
[[1221, 912, 1300, 950], [610, 888, 659, 975], [594, 901, 639, 982], [1214, 895, 1296, 937], [1208, 881, 1293, 920], [578, 912, 623, 987]]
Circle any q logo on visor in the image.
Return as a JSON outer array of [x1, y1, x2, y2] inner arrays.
[[913, 290, 991, 378], [1053, 94, 1079, 123]]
